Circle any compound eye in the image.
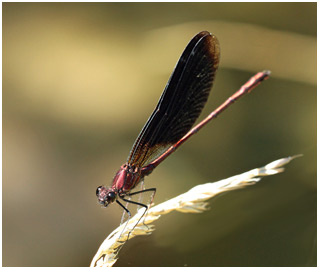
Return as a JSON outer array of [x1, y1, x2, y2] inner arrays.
[[96, 186, 103, 196], [107, 192, 116, 202]]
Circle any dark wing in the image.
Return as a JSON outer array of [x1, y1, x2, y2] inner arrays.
[[127, 31, 220, 167]]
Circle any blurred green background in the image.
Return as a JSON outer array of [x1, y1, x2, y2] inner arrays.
[[3, 2, 316, 267]]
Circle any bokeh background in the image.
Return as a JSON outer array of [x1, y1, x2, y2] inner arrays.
[[3, 2, 316, 267]]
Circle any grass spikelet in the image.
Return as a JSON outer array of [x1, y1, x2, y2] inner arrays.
[[91, 155, 301, 267]]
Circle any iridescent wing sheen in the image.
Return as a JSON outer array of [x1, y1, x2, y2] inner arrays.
[[127, 31, 220, 167]]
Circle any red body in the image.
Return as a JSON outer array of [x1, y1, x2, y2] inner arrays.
[[96, 162, 154, 206], [95, 31, 270, 210], [112, 164, 142, 193]]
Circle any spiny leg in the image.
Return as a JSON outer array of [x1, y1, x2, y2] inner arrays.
[[137, 180, 145, 211], [116, 199, 131, 217], [128, 188, 157, 208], [115, 200, 132, 243], [120, 196, 150, 240], [127, 188, 157, 230], [128, 187, 156, 198], [120, 197, 131, 225]]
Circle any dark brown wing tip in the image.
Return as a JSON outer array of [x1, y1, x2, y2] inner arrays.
[[196, 30, 211, 37], [194, 31, 220, 72], [205, 33, 220, 71]]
